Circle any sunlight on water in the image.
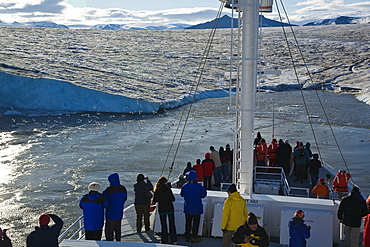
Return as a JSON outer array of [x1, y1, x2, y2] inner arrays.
[[0, 133, 30, 184]]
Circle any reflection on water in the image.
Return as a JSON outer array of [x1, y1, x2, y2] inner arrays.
[[0, 133, 31, 184]]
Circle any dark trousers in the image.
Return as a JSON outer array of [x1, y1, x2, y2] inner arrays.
[[135, 204, 150, 232], [185, 214, 200, 239], [85, 229, 102, 240], [296, 165, 305, 182], [203, 176, 212, 190], [105, 219, 121, 241], [159, 213, 177, 244]]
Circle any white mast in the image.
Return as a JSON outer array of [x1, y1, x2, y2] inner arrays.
[[238, 0, 259, 196]]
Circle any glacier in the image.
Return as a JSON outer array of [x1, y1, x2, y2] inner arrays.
[[0, 71, 229, 115]]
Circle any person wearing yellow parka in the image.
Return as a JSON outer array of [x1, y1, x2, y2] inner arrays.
[[221, 184, 249, 247]]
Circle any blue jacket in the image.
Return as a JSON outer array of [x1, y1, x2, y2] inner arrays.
[[103, 173, 128, 220], [288, 217, 310, 247], [26, 214, 63, 247], [180, 171, 207, 215], [79, 191, 109, 231]]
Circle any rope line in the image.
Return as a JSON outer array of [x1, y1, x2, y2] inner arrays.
[[275, 0, 352, 183], [159, 3, 225, 181]]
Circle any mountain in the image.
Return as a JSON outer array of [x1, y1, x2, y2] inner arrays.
[[186, 15, 296, 29], [90, 23, 191, 30], [0, 21, 68, 29], [303, 16, 369, 26]]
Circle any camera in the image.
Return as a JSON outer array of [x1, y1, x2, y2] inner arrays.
[[249, 236, 259, 245]]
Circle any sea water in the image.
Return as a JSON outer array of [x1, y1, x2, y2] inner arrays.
[[1, 90, 370, 246]]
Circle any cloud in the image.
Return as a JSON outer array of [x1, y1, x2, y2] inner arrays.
[[0, 0, 66, 13], [0, 0, 369, 27]]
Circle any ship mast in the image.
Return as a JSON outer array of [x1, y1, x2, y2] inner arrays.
[[223, 0, 272, 196]]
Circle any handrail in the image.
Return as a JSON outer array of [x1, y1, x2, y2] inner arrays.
[[58, 215, 83, 242]]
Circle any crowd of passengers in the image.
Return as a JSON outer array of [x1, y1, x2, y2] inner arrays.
[[1, 132, 369, 247]]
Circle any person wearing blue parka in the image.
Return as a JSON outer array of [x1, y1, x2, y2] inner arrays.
[[180, 170, 207, 243], [103, 173, 127, 241], [79, 182, 109, 240], [288, 210, 310, 247]]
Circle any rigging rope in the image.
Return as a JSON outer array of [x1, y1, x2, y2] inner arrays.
[[274, 0, 353, 184], [159, 3, 225, 181]]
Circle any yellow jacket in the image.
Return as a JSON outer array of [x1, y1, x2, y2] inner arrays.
[[222, 192, 249, 231]]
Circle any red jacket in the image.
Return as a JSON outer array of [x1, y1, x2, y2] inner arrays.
[[363, 196, 370, 247], [193, 163, 204, 182], [202, 153, 215, 177], [267, 141, 278, 160], [332, 172, 351, 192], [255, 142, 267, 161]]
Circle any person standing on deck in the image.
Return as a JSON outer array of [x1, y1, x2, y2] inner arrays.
[[225, 144, 233, 182], [219, 146, 229, 182], [338, 186, 368, 247], [267, 138, 278, 167], [0, 228, 12, 247], [180, 171, 207, 243], [276, 139, 289, 174], [255, 139, 267, 167], [221, 184, 248, 247], [284, 139, 293, 175], [332, 169, 351, 199], [193, 159, 204, 182], [312, 178, 330, 199], [79, 182, 108, 240], [134, 173, 153, 233], [288, 210, 310, 247], [293, 142, 308, 183], [210, 146, 222, 187], [103, 173, 127, 241], [363, 196, 370, 247], [308, 154, 322, 189], [153, 176, 177, 245], [232, 212, 269, 247], [202, 152, 215, 190], [26, 213, 63, 247]]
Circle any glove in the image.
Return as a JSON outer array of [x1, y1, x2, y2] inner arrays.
[[222, 229, 226, 233]]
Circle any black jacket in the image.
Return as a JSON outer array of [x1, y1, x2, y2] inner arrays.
[[338, 191, 368, 227], [153, 186, 175, 213], [26, 214, 63, 247], [134, 180, 153, 205], [232, 223, 269, 247]]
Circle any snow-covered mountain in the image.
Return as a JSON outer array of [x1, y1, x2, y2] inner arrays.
[[0, 21, 68, 28], [90, 23, 191, 30], [303, 16, 370, 26], [186, 14, 296, 29]]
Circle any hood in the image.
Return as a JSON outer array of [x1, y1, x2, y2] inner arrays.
[[290, 217, 304, 227], [188, 171, 197, 181], [108, 173, 120, 186], [205, 152, 211, 158], [229, 192, 244, 201]]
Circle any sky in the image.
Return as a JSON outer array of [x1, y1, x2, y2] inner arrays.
[[0, 0, 369, 28]]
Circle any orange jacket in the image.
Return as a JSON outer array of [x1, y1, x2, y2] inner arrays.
[[255, 142, 267, 161], [332, 172, 351, 192], [312, 184, 330, 199], [267, 141, 278, 159]]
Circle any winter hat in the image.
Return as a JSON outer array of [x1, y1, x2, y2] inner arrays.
[[294, 210, 305, 219], [88, 182, 101, 192], [299, 142, 304, 147], [188, 171, 197, 181], [247, 212, 258, 225], [227, 184, 237, 193], [318, 178, 325, 183], [205, 152, 211, 158], [39, 213, 50, 225]]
